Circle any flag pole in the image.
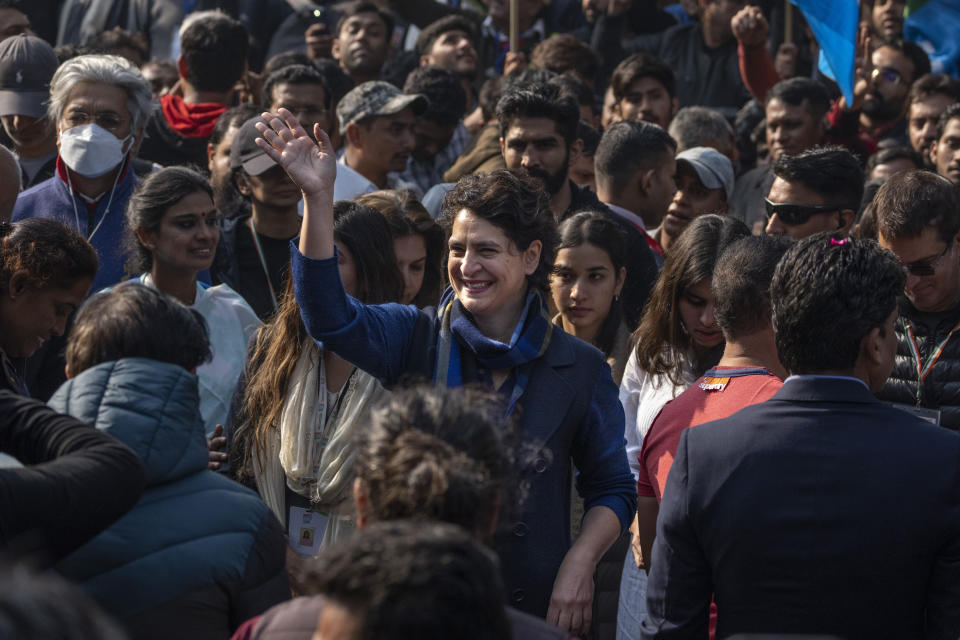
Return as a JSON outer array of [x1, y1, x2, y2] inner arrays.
[[510, 0, 519, 52], [785, 1, 793, 45]]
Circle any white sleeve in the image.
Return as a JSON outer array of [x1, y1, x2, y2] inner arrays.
[[619, 350, 645, 481]]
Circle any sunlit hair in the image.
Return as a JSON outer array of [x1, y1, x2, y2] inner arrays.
[[48, 54, 152, 130], [632, 215, 749, 386], [233, 201, 403, 480]]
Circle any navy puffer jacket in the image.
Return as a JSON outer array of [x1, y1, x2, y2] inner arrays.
[[877, 303, 960, 430], [50, 358, 290, 640]]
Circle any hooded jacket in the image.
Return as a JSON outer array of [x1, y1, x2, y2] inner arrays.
[[50, 358, 289, 640]]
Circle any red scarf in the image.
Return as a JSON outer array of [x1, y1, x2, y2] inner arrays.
[[160, 94, 227, 138]]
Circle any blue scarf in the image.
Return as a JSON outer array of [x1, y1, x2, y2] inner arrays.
[[434, 288, 553, 415]]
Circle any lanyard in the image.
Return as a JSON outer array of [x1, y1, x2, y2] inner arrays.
[[904, 318, 960, 404], [247, 219, 279, 313]]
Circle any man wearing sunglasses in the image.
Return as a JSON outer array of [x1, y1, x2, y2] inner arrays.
[[764, 146, 863, 240], [830, 41, 930, 154], [874, 170, 960, 429]]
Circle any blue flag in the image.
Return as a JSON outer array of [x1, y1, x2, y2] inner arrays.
[[789, 0, 859, 104], [905, 0, 960, 77]]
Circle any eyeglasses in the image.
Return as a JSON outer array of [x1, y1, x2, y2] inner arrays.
[[902, 243, 952, 277], [871, 66, 903, 86], [764, 198, 839, 226]]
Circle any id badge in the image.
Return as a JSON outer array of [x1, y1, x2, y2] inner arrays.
[[288, 506, 329, 556], [889, 402, 942, 425]]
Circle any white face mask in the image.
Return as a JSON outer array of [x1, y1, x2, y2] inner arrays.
[[59, 123, 132, 178]]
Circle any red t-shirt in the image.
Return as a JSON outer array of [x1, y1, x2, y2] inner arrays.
[[637, 366, 783, 501]]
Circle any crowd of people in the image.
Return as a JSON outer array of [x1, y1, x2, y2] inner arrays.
[[1, 0, 960, 638]]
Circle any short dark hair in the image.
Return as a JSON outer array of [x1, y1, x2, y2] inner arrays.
[[335, 1, 394, 38], [880, 39, 931, 83], [441, 170, 558, 293], [66, 283, 212, 375], [496, 80, 580, 146], [262, 50, 312, 77], [261, 63, 331, 110], [208, 103, 260, 148], [595, 120, 676, 195], [549, 74, 595, 113], [578, 120, 601, 155], [403, 65, 467, 125], [0, 566, 127, 640], [125, 167, 214, 273], [313, 58, 355, 108], [478, 76, 504, 123], [772, 146, 865, 213], [530, 33, 601, 82], [610, 52, 675, 101], [936, 101, 960, 140], [304, 521, 511, 640], [765, 76, 832, 121], [908, 73, 960, 111], [771, 234, 904, 374], [712, 235, 793, 340], [355, 386, 513, 536], [873, 170, 960, 243], [415, 14, 476, 57], [180, 13, 249, 92], [0, 219, 98, 297], [82, 27, 148, 65], [865, 145, 924, 175]]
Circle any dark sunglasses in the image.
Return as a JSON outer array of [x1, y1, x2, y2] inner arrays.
[[764, 198, 838, 226], [903, 243, 952, 277]]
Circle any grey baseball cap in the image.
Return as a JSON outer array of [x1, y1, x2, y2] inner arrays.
[[229, 116, 278, 176], [0, 35, 59, 118], [675, 146, 735, 202], [335, 80, 427, 135]]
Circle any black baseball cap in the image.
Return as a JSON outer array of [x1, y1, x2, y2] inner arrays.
[[0, 35, 59, 118], [229, 116, 278, 176]]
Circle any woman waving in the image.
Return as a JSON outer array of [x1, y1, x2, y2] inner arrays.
[[254, 110, 636, 635]]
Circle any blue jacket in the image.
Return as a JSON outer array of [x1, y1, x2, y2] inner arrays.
[[12, 164, 137, 292], [291, 244, 637, 618], [49, 358, 289, 640]]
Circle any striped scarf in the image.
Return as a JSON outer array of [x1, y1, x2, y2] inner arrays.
[[434, 288, 553, 415]]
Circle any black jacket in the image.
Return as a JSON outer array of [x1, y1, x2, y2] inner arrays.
[[877, 299, 960, 429], [0, 390, 145, 567], [137, 106, 211, 169]]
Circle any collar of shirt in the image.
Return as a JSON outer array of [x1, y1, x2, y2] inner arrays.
[[784, 374, 868, 389], [603, 202, 647, 231], [481, 15, 546, 43]]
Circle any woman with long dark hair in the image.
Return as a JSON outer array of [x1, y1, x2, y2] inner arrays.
[[231, 200, 403, 553], [615, 214, 749, 640], [124, 166, 260, 435], [551, 210, 630, 385], [253, 109, 636, 634]]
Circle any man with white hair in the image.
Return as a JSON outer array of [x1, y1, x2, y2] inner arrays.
[[12, 54, 152, 292]]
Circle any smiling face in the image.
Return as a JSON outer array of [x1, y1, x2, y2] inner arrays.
[[678, 277, 722, 349], [551, 243, 624, 343], [139, 190, 219, 275], [447, 209, 540, 337], [1, 276, 90, 358], [879, 225, 960, 313]]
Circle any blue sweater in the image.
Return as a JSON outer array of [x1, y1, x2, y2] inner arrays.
[[49, 358, 289, 639], [13, 165, 137, 292], [291, 243, 637, 617]]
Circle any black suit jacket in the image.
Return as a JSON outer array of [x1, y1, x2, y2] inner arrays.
[[641, 377, 960, 640]]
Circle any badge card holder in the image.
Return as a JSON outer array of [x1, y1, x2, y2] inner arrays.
[[288, 506, 329, 556], [889, 402, 942, 425]]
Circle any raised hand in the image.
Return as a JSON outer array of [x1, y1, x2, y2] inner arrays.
[[254, 108, 336, 199], [731, 5, 769, 48]]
